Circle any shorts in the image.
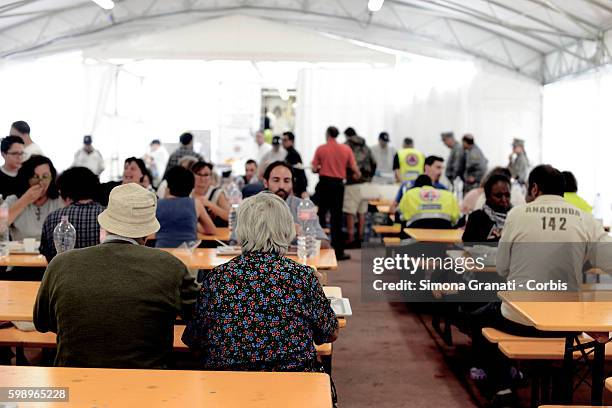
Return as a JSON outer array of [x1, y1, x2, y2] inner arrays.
[[343, 184, 368, 215]]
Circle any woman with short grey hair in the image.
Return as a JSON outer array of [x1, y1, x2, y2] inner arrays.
[[236, 192, 295, 255], [183, 192, 339, 371]]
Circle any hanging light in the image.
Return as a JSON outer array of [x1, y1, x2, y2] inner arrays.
[[368, 0, 385, 12], [90, 0, 115, 10]]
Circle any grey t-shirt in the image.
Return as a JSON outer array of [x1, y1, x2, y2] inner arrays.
[[6, 195, 63, 241]]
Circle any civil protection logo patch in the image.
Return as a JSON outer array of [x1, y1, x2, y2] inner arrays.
[[419, 189, 440, 202], [405, 154, 419, 166]]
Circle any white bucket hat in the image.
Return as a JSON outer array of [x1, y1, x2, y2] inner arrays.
[[98, 183, 160, 238]]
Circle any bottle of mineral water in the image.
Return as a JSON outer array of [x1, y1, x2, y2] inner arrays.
[[53, 216, 76, 254], [0, 196, 9, 258], [227, 184, 243, 234], [297, 198, 317, 258]]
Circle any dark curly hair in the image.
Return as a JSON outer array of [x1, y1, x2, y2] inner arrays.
[[14, 155, 59, 199]]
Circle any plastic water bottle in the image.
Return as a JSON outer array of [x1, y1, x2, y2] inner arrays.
[[227, 184, 243, 233], [297, 198, 317, 258], [53, 216, 76, 254], [0, 196, 9, 258]]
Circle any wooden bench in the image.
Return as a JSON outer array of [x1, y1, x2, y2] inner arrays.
[[482, 328, 588, 344], [498, 340, 612, 360], [372, 224, 401, 235], [383, 237, 401, 245], [0, 326, 334, 357]]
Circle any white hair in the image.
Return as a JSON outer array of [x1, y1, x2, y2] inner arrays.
[[236, 193, 296, 255]]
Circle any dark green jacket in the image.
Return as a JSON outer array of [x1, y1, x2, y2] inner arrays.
[[34, 242, 198, 368]]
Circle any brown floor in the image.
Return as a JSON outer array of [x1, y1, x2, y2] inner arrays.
[[329, 249, 477, 408]]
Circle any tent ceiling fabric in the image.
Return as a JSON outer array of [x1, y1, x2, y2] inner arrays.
[[1, 0, 612, 83], [81, 15, 397, 63]]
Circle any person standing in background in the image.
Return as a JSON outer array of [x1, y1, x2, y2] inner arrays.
[[254, 130, 272, 165], [73, 135, 105, 176], [441, 131, 465, 188], [259, 135, 286, 177], [312, 126, 361, 261], [343, 127, 376, 247], [10, 121, 44, 161], [393, 138, 424, 183], [164, 132, 204, 179], [370, 132, 396, 178], [0, 136, 25, 199], [144, 140, 169, 187], [508, 138, 529, 185], [282, 131, 308, 198], [462, 134, 488, 193]]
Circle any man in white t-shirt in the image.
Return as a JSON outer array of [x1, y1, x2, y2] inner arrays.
[[254, 130, 272, 166], [10, 120, 44, 161], [144, 139, 169, 186], [73, 135, 105, 176], [475, 164, 612, 405]]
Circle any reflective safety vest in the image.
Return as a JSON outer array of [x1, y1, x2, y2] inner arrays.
[[563, 192, 592, 214], [397, 148, 425, 182], [398, 186, 460, 226]]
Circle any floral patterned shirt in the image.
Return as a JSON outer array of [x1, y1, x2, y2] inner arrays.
[[182, 251, 338, 371]]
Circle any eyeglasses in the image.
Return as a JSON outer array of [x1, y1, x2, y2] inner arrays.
[[29, 174, 52, 184], [5, 151, 24, 157], [195, 172, 211, 178]]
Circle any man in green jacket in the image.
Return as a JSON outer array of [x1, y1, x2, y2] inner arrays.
[[34, 183, 198, 368]]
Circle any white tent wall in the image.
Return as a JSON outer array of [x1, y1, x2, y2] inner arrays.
[[295, 60, 542, 189], [542, 69, 612, 223]]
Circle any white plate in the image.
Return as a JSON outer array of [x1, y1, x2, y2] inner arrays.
[[328, 297, 352, 317]]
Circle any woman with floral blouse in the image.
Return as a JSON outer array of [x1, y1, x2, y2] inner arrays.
[[183, 192, 339, 371]]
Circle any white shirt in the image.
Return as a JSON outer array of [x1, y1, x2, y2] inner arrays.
[[370, 144, 397, 175], [259, 147, 287, 172], [73, 148, 105, 175], [23, 143, 44, 161], [497, 194, 612, 325], [148, 146, 169, 180], [255, 143, 272, 165]]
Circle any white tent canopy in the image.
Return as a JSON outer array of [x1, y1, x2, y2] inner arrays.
[[2, 0, 612, 83], [82, 15, 397, 64]]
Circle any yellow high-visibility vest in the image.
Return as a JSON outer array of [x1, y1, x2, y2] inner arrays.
[[398, 186, 460, 225], [564, 192, 592, 213], [397, 148, 425, 182]]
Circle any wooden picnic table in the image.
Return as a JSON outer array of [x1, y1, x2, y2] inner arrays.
[[0, 248, 337, 271], [0, 366, 332, 407], [499, 290, 612, 404]]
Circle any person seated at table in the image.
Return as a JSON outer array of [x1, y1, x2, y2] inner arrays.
[[461, 167, 525, 214], [155, 166, 216, 248], [473, 165, 612, 405], [390, 155, 446, 215], [6, 155, 63, 241], [462, 173, 511, 243], [156, 155, 199, 199], [33, 183, 198, 368], [397, 175, 460, 229], [263, 161, 330, 248], [191, 161, 230, 227], [183, 193, 339, 371], [97, 157, 151, 206], [562, 170, 592, 213], [39, 167, 105, 262]]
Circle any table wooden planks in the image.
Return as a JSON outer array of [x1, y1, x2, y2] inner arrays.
[[0, 281, 347, 328], [164, 248, 338, 270], [0, 248, 337, 271], [0, 281, 39, 321], [498, 291, 612, 332], [0, 366, 332, 408], [404, 228, 463, 243]]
